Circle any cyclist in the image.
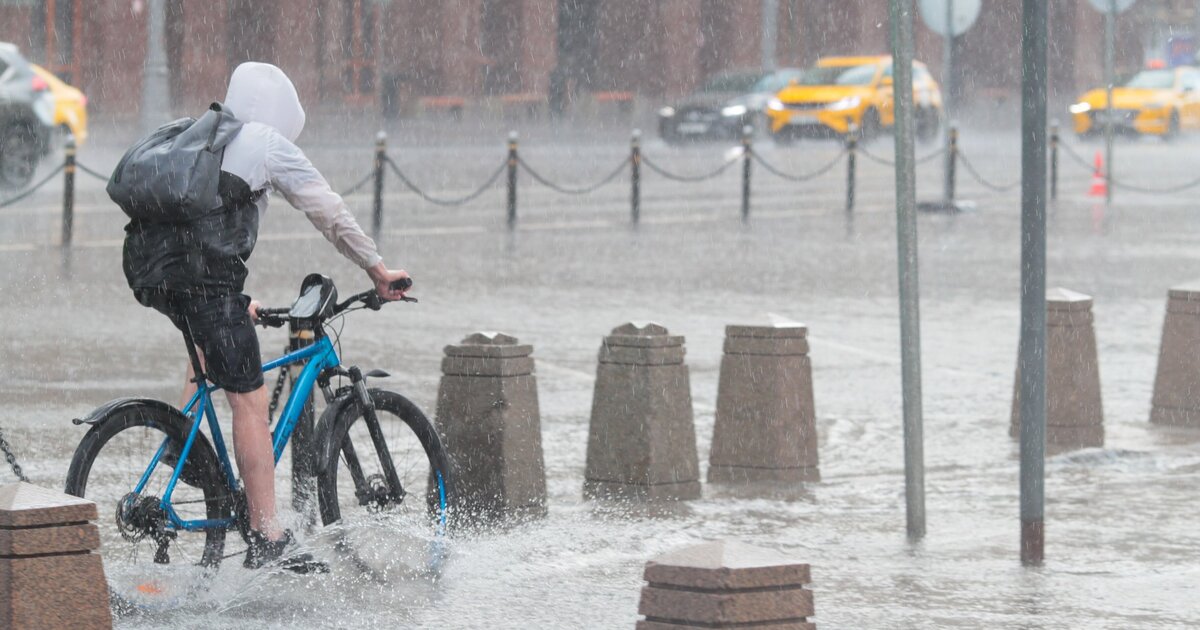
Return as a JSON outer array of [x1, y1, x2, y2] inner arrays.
[[122, 62, 409, 569]]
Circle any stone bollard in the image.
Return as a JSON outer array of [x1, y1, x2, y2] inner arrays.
[[636, 540, 816, 629], [708, 321, 820, 483], [584, 322, 701, 501], [1010, 288, 1104, 450], [436, 331, 546, 520], [1151, 282, 1200, 427], [1, 483, 112, 629]]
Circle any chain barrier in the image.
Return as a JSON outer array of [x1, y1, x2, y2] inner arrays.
[[750, 148, 847, 183], [0, 425, 29, 482], [337, 170, 376, 197], [517, 156, 628, 195], [641, 153, 741, 182], [956, 150, 1021, 193], [0, 164, 66, 209], [856, 144, 945, 167], [1058, 140, 1200, 195], [385, 157, 506, 207], [76, 162, 111, 182]]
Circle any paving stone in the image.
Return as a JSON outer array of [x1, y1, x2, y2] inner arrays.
[[1152, 284, 1200, 428], [585, 323, 700, 501], [435, 333, 546, 521]]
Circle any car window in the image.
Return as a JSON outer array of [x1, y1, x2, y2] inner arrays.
[[751, 70, 802, 93], [702, 73, 762, 94], [1123, 69, 1175, 89], [798, 64, 877, 86]]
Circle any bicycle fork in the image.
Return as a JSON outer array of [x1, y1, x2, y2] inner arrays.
[[345, 366, 406, 508]]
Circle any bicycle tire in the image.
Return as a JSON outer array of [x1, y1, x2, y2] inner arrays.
[[65, 402, 232, 602], [316, 389, 451, 525]]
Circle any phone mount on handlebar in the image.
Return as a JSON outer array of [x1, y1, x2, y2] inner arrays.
[[289, 274, 338, 322]]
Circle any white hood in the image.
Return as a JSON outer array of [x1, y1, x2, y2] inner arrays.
[[224, 62, 306, 142]]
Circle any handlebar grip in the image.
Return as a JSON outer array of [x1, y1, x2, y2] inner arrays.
[[389, 277, 413, 292]]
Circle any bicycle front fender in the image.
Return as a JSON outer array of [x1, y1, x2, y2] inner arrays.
[[72, 397, 184, 427]]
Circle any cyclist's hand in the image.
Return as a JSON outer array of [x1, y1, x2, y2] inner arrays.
[[248, 299, 263, 323], [367, 263, 411, 301]]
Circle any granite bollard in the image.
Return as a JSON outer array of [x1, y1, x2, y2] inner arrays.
[[1010, 288, 1104, 449], [1151, 282, 1200, 427], [1, 483, 112, 629], [436, 332, 547, 520], [708, 321, 820, 483], [584, 322, 701, 501], [636, 540, 816, 629]]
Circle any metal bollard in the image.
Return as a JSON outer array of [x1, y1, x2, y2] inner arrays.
[[1050, 122, 1059, 202], [507, 131, 518, 230], [845, 130, 857, 214], [372, 131, 386, 241], [630, 129, 641, 224], [741, 125, 752, 223], [61, 134, 76, 248], [945, 125, 958, 203]]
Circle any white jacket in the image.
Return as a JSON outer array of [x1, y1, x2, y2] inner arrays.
[[221, 62, 381, 270]]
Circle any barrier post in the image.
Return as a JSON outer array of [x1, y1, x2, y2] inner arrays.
[[61, 134, 76, 248], [372, 131, 386, 240], [507, 131, 519, 230], [741, 125, 752, 223], [946, 125, 958, 203], [630, 129, 641, 224], [1050, 122, 1059, 202], [845, 130, 857, 214]]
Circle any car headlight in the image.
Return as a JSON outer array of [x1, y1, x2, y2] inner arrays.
[[767, 98, 785, 112], [658, 106, 676, 118], [1068, 102, 1091, 114], [721, 104, 748, 118], [826, 96, 861, 112]]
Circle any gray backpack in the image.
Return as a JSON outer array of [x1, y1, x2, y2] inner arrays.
[[107, 102, 243, 222]]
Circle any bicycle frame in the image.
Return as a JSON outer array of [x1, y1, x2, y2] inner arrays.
[[129, 335, 341, 532]]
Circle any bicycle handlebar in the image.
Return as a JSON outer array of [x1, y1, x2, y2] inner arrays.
[[255, 277, 416, 328]]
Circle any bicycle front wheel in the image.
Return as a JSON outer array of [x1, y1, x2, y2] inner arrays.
[[65, 402, 232, 608], [316, 389, 451, 574]]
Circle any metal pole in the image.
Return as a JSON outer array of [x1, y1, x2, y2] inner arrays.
[[140, 0, 171, 132], [846, 132, 857, 214], [1104, 1, 1115, 205], [61, 134, 75, 248], [889, 0, 926, 541], [507, 131, 518, 229], [942, 0, 955, 202], [1050, 122, 1059, 202], [1019, 0, 1048, 567], [762, 0, 779, 72], [372, 131, 386, 241], [947, 125, 958, 203], [741, 125, 753, 223], [631, 129, 641, 224]]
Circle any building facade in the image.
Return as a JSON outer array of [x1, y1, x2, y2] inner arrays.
[[0, 0, 1185, 121]]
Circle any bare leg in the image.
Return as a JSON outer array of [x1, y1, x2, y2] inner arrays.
[[227, 385, 284, 540]]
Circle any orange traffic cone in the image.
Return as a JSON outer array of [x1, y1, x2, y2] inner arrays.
[[1088, 151, 1108, 198]]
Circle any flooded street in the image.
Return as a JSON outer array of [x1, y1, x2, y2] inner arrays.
[[2, 123, 1199, 628]]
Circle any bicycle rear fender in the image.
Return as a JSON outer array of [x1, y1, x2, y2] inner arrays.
[[72, 397, 184, 426]]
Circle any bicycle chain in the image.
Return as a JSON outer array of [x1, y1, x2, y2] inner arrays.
[[0, 425, 29, 482], [267, 344, 289, 423]]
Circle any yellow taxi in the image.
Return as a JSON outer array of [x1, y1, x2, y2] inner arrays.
[[765, 55, 943, 144], [1069, 65, 1200, 139], [30, 64, 88, 144]]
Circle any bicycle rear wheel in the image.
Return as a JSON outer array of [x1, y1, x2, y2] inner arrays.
[[64, 403, 232, 608], [316, 389, 450, 575]]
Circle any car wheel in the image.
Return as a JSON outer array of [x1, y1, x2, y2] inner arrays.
[[859, 108, 882, 142], [1163, 111, 1180, 142], [0, 124, 41, 189]]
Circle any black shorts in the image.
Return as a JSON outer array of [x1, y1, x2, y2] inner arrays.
[[138, 291, 265, 394]]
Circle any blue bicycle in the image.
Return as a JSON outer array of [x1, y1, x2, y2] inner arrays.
[[64, 274, 451, 597]]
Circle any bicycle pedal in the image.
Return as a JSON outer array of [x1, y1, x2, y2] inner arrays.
[[279, 555, 330, 575]]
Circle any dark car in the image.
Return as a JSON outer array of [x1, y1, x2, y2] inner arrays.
[[0, 42, 55, 189], [658, 68, 803, 144]]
